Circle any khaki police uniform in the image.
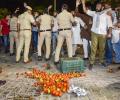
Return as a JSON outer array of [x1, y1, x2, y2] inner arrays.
[[55, 10, 74, 62], [36, 14, 53, 59], [16, 12, 35, 62], [9, 16, 19, 54]]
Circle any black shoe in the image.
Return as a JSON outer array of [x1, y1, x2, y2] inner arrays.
[[24, 59, 32, 64], [0, 67, 2, 73], [54, 61, 59, 65], [113, 61, 120, 64], [0, 80, 6, 85], [88, 64, 93, 70], [10, 53, 15, 56], [73, 55, 77, 57], [83, 58, 89, 60], [16, 60, 20, 63], [38, 56, 42, 61], [21, 52, 23, 56], [45, 58, 50, 61], [118, 66, 120, 70], [5, 49, 9, 53], [100, 63, 107, 67]]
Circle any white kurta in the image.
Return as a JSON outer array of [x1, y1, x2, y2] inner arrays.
[[112, 28, 120, 43], [72, 17, 85, 44]]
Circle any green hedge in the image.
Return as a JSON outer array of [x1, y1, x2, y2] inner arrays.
[[0, 8, 9, 19]]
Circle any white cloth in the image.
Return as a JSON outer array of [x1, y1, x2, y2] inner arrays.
[[112, 28, 120, 43], [72, 44, 77, 56], [52, 17, 58, 32], [82, 39, 88, 58], [72, 17, 85, 44], [112, 11, 117, 25], [82, 39, 91, 58], [87, 10, 112, 35]]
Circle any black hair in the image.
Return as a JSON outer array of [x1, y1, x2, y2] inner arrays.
[[62, 4, 68, 10], [12, 13, 17, 17], [4, 14, 10, 18], [43, 8, 48, 14], [96, 2, 102, 6]]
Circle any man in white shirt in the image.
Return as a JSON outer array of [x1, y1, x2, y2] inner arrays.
[[71, 11, 86, 56], [104, 3, 117, 65], [112, 21, 120, 64], [81, 0, 112, 70], [104, 3, 117, 25]]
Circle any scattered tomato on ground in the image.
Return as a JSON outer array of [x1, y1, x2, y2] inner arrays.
[[24, 68, 86, 97]]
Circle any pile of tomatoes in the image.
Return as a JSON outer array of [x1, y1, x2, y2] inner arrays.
[[25, 68, 86, 97]]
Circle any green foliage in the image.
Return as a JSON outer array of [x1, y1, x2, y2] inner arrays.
[[33, 6, 45, 13], [0, 8, 9, 19], [101, 0, 120, 8]]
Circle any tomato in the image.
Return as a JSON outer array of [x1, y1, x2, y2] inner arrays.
[[58, 91, 62, 97], [25, 68, 86, 96]]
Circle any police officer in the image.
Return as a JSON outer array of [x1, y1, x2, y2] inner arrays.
[[54, 4, 75, 64], [9, 13, 19, 56], [37, 9, 53, 61], [16, 6, 35, 63]]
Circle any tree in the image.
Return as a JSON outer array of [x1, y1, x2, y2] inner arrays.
[[0, 8, 9, 19]]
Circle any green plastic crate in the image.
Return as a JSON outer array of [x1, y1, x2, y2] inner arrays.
[[60, 57, 85, 73]]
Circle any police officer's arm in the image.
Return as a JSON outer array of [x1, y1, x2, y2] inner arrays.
[[56, 15, 60, 27], [17, 19, 20, 38], [36, 16, 41, 27], [70, 14, 76, 26], [48, 5, 52, 14], [30, 15, 36, 25], [36, 16, 41, 36], [51, 17, 54, 28]]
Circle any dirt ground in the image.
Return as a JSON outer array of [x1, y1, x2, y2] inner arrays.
[[0, 53, 120, 100]]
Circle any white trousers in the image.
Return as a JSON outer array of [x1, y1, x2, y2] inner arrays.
[[72, 44, 77, 56], [82, 39, 91, 58]]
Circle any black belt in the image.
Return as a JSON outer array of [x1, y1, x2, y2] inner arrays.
[[59, 28, 71, 31], [10, 30, 18, 32], [20, 29, 31, 31], [52, 31, 58, 33], [40, 29, 51, 32]]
